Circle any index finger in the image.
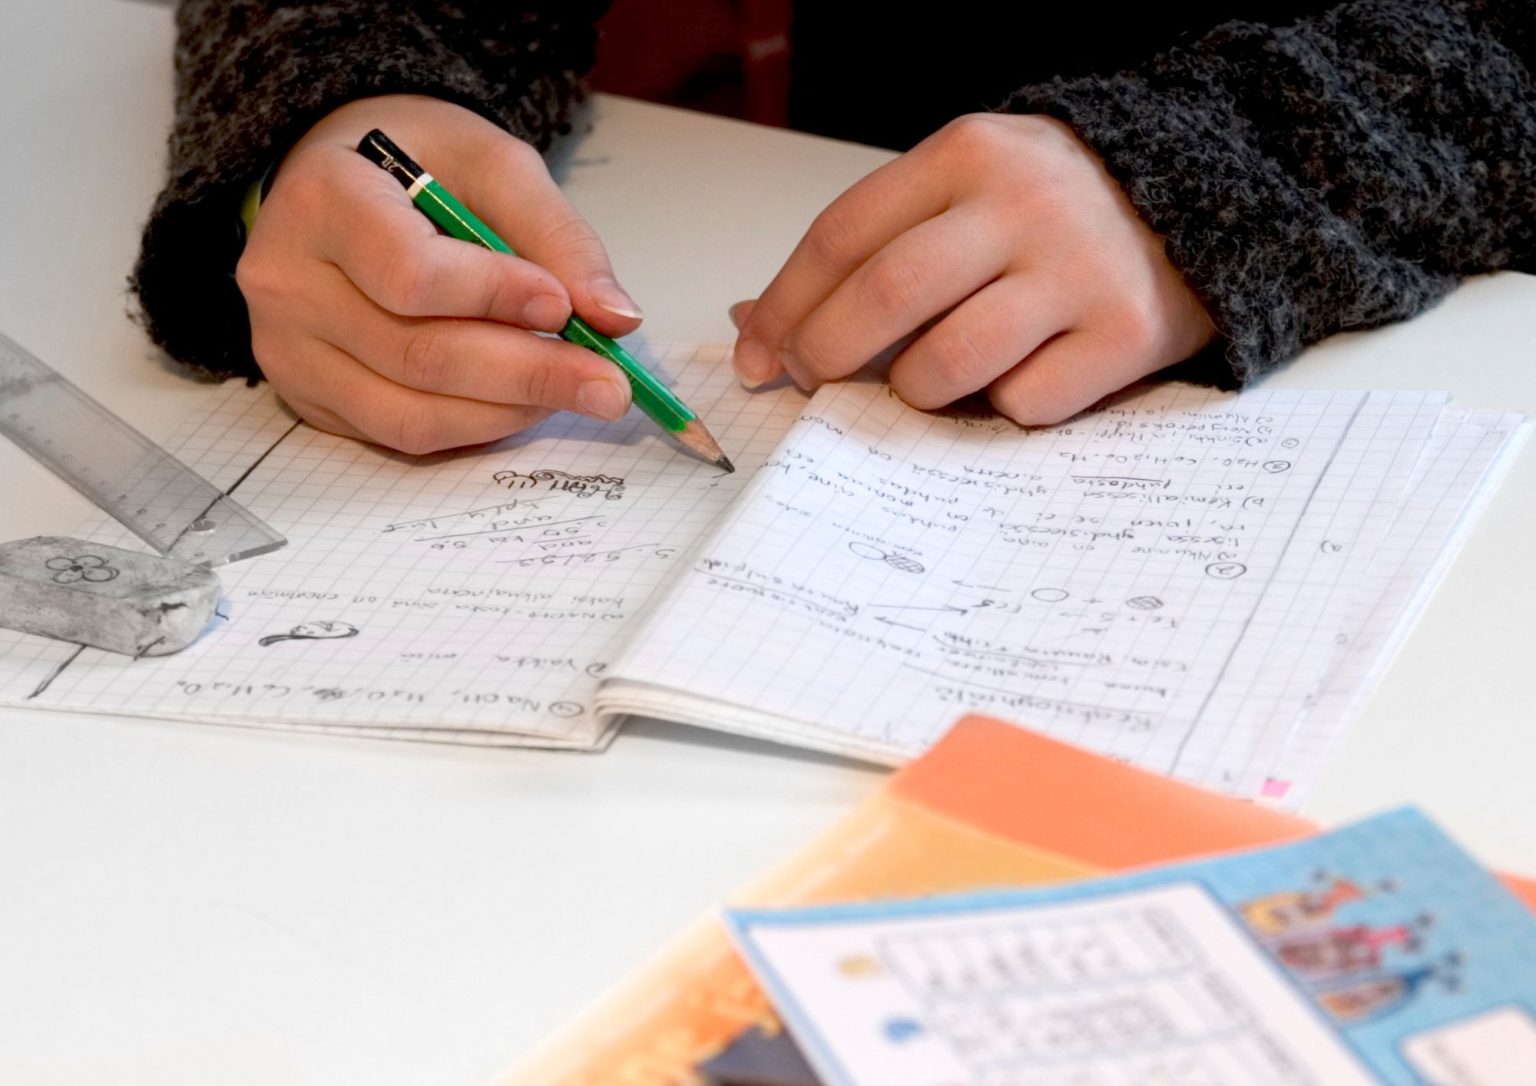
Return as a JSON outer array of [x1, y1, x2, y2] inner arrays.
[[450, 137, 645, 340], [733, 151, 947, 389], [304, 149, 575, 331]]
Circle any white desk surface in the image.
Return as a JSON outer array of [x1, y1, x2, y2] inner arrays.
[[2, 2, 1533, 1083]]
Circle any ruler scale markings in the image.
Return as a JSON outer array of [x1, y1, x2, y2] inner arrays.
[[0, 331, 285, 568]]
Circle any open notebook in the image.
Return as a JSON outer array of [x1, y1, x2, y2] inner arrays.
[[0, 343, 1525, 800], [597, 372, 1527, 800]]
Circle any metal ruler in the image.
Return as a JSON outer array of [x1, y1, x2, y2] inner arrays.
[[0, 330, 286, 568]]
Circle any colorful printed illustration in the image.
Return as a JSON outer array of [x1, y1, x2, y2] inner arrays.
[[1313, 956, 1463, 1024], [1269, 918, 1432, 981], [1238, 874, 1375, 936], [1238, 868, 1465, 1029]]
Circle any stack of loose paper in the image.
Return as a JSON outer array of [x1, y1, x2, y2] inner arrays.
[[0, 343, 1526, 803]]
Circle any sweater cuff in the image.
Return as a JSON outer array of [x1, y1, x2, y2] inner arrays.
[[132, 4, 596, 380], [1003, 73, 1326, 386], [1001, 0, 1484, 389]]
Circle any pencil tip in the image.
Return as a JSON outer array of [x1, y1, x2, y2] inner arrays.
[[676, 419, 734, 472]]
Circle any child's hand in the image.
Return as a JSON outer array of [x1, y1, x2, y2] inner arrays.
[[730, 114, 1216, 423], [236, 95, 642, 453]]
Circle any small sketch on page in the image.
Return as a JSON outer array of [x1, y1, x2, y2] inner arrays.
[[258, 621, 360, 648]]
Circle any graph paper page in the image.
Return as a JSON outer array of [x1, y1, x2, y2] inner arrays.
[[0, 343, 804, 747], [1172, 388, 1446, 793], [1262, 409, 1532, 802], [604, 382, 1446, 788]]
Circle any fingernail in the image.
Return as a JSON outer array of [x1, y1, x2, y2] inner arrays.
[[588, 277, 644, 320], [734, 338, 773, 388], [522, 293, 571, 331], [727, 300, 751, 329], [577, 379, 629, 420]]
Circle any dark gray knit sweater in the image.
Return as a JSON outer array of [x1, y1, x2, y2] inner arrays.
[[133, 0, 1535, 387]]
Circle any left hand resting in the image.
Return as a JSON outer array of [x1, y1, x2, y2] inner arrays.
[[730, 114, 1217, 424]]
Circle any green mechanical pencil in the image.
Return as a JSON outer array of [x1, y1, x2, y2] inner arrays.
[[357, 129, 733, 472]]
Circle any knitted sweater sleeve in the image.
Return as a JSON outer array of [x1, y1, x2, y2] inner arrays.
[[131, 1, 608, 380], [1005, 0, 1536, 385]]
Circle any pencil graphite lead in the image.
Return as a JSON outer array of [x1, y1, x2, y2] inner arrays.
[[677, 419, 733, 472]]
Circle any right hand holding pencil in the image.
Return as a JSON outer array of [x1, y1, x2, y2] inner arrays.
[[235, 95, 643, 453]]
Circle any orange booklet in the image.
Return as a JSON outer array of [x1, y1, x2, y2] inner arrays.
[[496, 716, 1536, 1085]]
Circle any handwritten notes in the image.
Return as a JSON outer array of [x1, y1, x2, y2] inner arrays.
[[0, 343, 804, 747], [0, 343, 1522, 787], [602, 382, 1522, 797]]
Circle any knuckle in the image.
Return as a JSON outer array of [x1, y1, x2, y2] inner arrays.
[[234, 244, 287, 302], [389, 403, 448, 456], [803, 205, 863, 271], [233, 250, 267, 299], [537, 214, 604, 262], [516, 359, 558, 408], [988, 368, 1080, 427], [785, 333, 835, 381], [859, 256, 923, 316], [399, 324, 452, 389], [485, 137, 541, 176], [931, 328, 996, 390], [272, 167, 330, 219], [1106, 297, 1164, 358], [987, 382, 1059, 426], [378, 259, 436, 315], [938, 113, 1009, 160], [481, 273, 523, 322]]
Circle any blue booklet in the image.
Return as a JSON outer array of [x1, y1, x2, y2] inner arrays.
[[726, 809, 1536, 1086]]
